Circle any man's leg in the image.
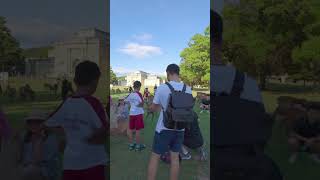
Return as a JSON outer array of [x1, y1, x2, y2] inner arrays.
[[169, 131, 184, 180], [147, 152, 160, 180], [170, 151, 180, 180]]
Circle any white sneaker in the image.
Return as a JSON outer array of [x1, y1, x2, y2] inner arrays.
[[309, 154, 320, 163], [289, 153, 298, 164]]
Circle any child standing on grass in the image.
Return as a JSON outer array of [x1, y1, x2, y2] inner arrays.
[[125, 81, 146, 151], [20, 109, 61, 180], [116, 98, 129, 135], [45, 61, 108, 180]]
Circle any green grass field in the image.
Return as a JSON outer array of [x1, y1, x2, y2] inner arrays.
[[110, 94, 210, 180], [263, 83, 320, 180]]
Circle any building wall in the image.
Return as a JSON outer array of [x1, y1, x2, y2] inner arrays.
[[25, 58, 54, 77]]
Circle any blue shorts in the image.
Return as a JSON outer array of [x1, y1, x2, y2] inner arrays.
[[152, 130, 184, 155]]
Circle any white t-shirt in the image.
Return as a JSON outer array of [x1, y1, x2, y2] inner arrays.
[[153, 81, 192, 133], [45, 96, 108, 170], [211, 65, 262, 103], [125, 92, 144, 116]]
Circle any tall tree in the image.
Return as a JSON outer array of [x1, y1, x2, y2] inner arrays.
[[110, 67, 117, 85], [223, 0, 315, 89], [292, 36, 320, 85], [180, 27, 210, 87], [0, 16, 23, 74]]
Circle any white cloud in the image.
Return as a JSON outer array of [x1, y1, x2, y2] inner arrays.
[[119, 42, 162, 59], [132, 33, 153, 42]]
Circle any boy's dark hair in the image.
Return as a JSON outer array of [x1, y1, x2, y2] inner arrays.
[[133, 81, 142, 89], [211, 10, 223, 44], [166, 64, 180, 75], [74, 61, 101, 86]]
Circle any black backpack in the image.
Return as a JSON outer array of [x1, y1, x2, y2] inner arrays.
[[212, 70, 283, 180], [163, 82, 195, 130]]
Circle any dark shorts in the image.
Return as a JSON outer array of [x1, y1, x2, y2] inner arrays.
[[152, 130, 184, 155], [63, 165, 105, 180], [129, 114, 144, 130]]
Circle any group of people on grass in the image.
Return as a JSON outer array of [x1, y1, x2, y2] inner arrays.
[[110, 63, 207, 180], [0, 61, 108, 180]]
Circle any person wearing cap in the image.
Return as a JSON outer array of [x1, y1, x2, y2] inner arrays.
[[20, 109, 61, 180]]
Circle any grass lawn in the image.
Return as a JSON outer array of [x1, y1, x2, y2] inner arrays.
[[263, 83, 320, 180], [110, 94, 210, 180]]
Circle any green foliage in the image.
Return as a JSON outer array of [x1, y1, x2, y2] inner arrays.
[[292, 36, 320, 82], [223, 0, 316, 89], [110, 67, 118, 85], [180, 27, 210, 86], [0, 16, 23, 73]]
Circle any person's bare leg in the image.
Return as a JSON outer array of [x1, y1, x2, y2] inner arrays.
[[170, 151, 180, 180], [128, 129, 134, 144], [136, 130, 141, 144], [147, 152, 160, 180]]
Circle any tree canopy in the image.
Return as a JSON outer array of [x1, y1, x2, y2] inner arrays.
[[223, 0, 317, 89], [180, 27, 210, 87], [0, 16, 23, 74]]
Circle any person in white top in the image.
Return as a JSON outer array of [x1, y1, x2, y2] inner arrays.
[[45, 61, 108, 180], [124, 81, 146, 151], [147, 64, 192, 180]]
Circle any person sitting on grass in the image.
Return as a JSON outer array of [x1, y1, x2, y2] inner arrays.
[[19, 109, 62, 180], [199, 94, 210, 113], [282, 102, 320, 163], [45, 61, 109, 180], [124, 81, 146, 151]]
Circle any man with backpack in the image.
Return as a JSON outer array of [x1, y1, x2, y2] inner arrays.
[[211, 10, 283, 180], [147, 64, 194, 180]]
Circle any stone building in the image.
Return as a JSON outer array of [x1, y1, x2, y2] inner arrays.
[[125, 71, 164, 87], [25, 58, 54, 77], [24, 28, 108, 78], [49, 28, 108, 78]]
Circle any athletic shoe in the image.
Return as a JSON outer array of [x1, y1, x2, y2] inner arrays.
[[309, 154, 320, 164], [288, 153, 298, 164], [180, 151, 192, 160], [135, 144, 146, 151], [129, 143, 136, 151]]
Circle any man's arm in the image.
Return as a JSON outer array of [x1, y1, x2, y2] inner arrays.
[[149, 103, 161, 112]]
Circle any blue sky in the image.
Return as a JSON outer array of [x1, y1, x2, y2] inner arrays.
[[111, 0, 210, 76]]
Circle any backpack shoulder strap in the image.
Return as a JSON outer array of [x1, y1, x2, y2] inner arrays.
[[165, 82, 175, 93], [182, 84, 187, 92], [230, 70, 245, 97]]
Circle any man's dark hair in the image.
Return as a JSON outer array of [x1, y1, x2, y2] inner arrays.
[[74, 61, 101, 86], [166, 64, 180, 75], [133, 81, 142, 89], [211, 10, 223, 44]]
